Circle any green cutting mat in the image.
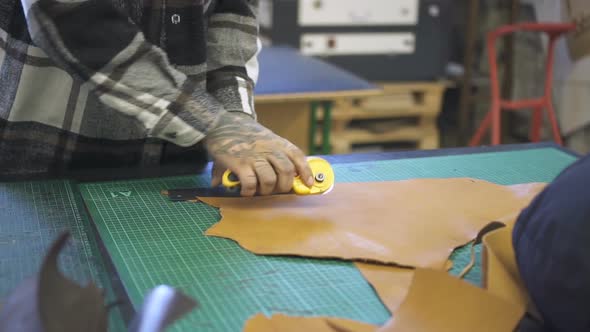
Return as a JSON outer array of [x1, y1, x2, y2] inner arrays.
[[0, 180, 98, 295], [79, 147, 577, 331], [0, 180, 125, 330]]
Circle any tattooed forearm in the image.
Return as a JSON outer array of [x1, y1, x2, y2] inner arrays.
[[205, 112, 290, 159]]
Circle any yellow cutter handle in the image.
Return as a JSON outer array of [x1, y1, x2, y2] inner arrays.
[[221, 157, 334, 195]]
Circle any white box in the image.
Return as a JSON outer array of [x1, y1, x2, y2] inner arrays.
[[298, 0, 419, 26]]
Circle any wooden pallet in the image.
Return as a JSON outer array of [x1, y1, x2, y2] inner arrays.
[[317, 81, 449, 154]]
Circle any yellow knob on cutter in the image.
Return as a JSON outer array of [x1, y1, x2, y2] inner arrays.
[[292, 157, 335, 195], [221, 156, 335, 195]]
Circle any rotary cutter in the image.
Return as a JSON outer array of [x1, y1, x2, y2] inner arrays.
[[221, 156, 335, 195], [163, 157, 335, 201]]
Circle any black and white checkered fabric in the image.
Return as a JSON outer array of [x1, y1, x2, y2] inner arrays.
[[0, 0, 260, 176]]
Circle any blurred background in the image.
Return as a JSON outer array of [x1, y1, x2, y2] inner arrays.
[[253, 0, 590, 155]]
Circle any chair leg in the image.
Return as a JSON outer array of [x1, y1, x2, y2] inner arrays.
[[486, 30, 502, 146], [543, 36, 563, 146], [469, 111, 493, 146], [546, 102, 563, 145], [491, 104, 502, 145], [530, 107, 543, 142]]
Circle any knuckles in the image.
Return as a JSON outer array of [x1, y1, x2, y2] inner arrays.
[[260, 176, 277, 187]]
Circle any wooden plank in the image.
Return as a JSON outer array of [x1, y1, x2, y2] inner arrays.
[[255, 102, 311, 154], [321, 114, 441, 153], [318, 82, 447, 121], [320, 127, 424, 144], [255, 89, 382, 104], [375, 81, 451, 93], [318, 108, 433, 121], [255, 81, 448, 104], [256, 81, 447, 155], [363, 94, 415, 109], [418, 118, 440, 150]]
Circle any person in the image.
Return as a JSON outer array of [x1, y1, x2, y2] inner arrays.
[[513, 151, 590, 331], [0, 0, 314, 196]]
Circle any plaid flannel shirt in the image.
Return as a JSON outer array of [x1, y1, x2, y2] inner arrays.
[[0, 0, 261, 177]]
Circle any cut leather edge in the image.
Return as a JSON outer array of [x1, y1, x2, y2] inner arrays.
[[242, 313, 379, 332], [205, 219, 443, 269], [199, 181, 546, 269], [377, 268, 526, 332], [458, 221, 507, 279], [481, 224, 544, 324]]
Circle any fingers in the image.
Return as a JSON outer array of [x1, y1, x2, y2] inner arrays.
[[214, 157, 276, 196], [287, 147, 314, 187], [253, 159, 277, 195], [233, 166, 258, 197], [267, 153, 296, 193], [209, 140, 311, 196]]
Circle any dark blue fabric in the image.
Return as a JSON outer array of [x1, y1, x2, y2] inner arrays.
[[513, 153, 590, 331]]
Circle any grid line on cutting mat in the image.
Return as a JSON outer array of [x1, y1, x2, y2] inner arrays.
[[0, 180, 98, 295], [79, 147, 577, 331], [0, 180, 127, 331]]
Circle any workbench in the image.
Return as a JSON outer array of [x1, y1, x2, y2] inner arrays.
[[254, 46, 381, 154], [0, 142, 579, 331]]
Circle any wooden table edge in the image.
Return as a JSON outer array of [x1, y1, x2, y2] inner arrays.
[[254, 89, 383, 104]]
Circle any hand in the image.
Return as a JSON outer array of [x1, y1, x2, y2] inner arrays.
[[205, 112, 314, 196]]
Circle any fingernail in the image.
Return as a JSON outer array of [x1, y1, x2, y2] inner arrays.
[[307, 176, 314, 186]]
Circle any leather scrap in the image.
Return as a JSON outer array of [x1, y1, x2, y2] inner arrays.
[[355, 263, 414, 313], [378, 268, 525, 332], [457, 221, 507, 278], [0, 231, 108, 332], [444, 260, 453, 271], [0, 232, 199, 332], [201, 179, 545, 269], [242, 313, 378, 332], [359, 223, 534, 330], [242, 265, 526, 332], [242, 236, 532, 332], [355, 260, 456, 314], [355, 259, 452, 314], [238, 217, 539, 332], [39, 233, 109, 332], [481, 223, 540, 320]]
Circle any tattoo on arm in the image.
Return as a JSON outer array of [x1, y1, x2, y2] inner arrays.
[[205, 112, 291, 159]]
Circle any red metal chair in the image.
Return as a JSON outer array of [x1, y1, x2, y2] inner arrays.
[[469, 22, 576, 146]]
